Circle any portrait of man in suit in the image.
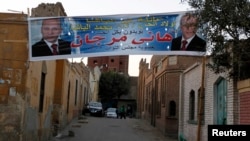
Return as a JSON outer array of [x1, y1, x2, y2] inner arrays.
[[32, 18, 71, 57], [171, 13, 206, 52]]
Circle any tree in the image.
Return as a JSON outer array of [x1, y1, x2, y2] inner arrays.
[[98, 71, 130, 103], [188, 0, 250, 80]]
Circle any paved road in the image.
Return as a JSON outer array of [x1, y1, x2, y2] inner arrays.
[[52, 116, 178, 141]]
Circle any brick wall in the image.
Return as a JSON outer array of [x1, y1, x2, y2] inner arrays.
[[239, 92, 250, 124], [181, 57, 237, 141], [238, 79, 250, 124]]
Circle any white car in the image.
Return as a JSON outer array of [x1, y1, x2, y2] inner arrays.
[[105, 108, 118, 118]]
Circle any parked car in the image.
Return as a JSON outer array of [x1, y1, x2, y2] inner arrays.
[[105, 108, 118, 118], [83, 101, 104, 117]]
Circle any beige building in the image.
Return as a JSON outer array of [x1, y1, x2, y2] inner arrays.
[[0, 3, 92, 141], [0, 12, 29, 141]]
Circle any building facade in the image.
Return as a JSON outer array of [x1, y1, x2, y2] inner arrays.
[[138, 55, 204, 138], [137, 55, 243, 141], [0, 3, 93, 141], [87, 55, 129, 75], [0, 12, 29, 141], [179, 56, 238, 141]]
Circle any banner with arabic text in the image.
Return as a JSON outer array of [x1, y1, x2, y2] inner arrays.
[[28, 11, 206, 61]]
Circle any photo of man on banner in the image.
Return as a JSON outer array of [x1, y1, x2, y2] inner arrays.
[[32, 18, 72, 57], [29, 12, 207, 61], [171, 13, 206, 52]]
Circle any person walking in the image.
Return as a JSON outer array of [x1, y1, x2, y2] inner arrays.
[[116, 107, 119, 118], [119, 105, 126, 119]]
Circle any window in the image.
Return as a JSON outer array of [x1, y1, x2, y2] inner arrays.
[[75, 80, 78, 105], [39, 72, 46, 113], [189, 90, 195, 120], [169, 101, 176, 117], [67, 82, 70, 114]]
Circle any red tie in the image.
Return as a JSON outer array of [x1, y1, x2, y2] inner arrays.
[[181, 40, 187, 50], [51, 44, 58, 55]]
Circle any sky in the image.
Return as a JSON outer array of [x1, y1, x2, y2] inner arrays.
[[1, 0, 191, 76]]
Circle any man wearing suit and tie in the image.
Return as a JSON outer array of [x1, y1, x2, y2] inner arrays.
[[171, 13, 206, 52], [32, 18, 71, 57]]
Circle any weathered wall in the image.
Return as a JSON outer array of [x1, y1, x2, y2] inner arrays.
[[1, 2, 91, 141], [0, 12, 28, 141], [26, 3, 67, 141], [25, 60, 57, 141]]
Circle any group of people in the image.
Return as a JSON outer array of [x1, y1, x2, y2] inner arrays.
[[116, 105, 133, 119], [31, 13, 206, 57]]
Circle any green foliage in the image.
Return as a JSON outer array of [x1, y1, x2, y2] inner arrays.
[[188, 0, 250, 80], [98, 71, 130, 102]]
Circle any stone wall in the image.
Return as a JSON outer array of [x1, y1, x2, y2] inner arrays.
[[31, 2, 66, 17], [0, 12, 28, 141]]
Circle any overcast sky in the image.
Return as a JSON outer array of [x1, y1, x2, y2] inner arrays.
[[1, 0, 191, 76]]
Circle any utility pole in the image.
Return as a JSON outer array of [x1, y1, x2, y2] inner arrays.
[[196, 56, 206, 141]]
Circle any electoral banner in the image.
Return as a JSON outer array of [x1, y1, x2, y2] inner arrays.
[[28, 11, 206, 61]]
